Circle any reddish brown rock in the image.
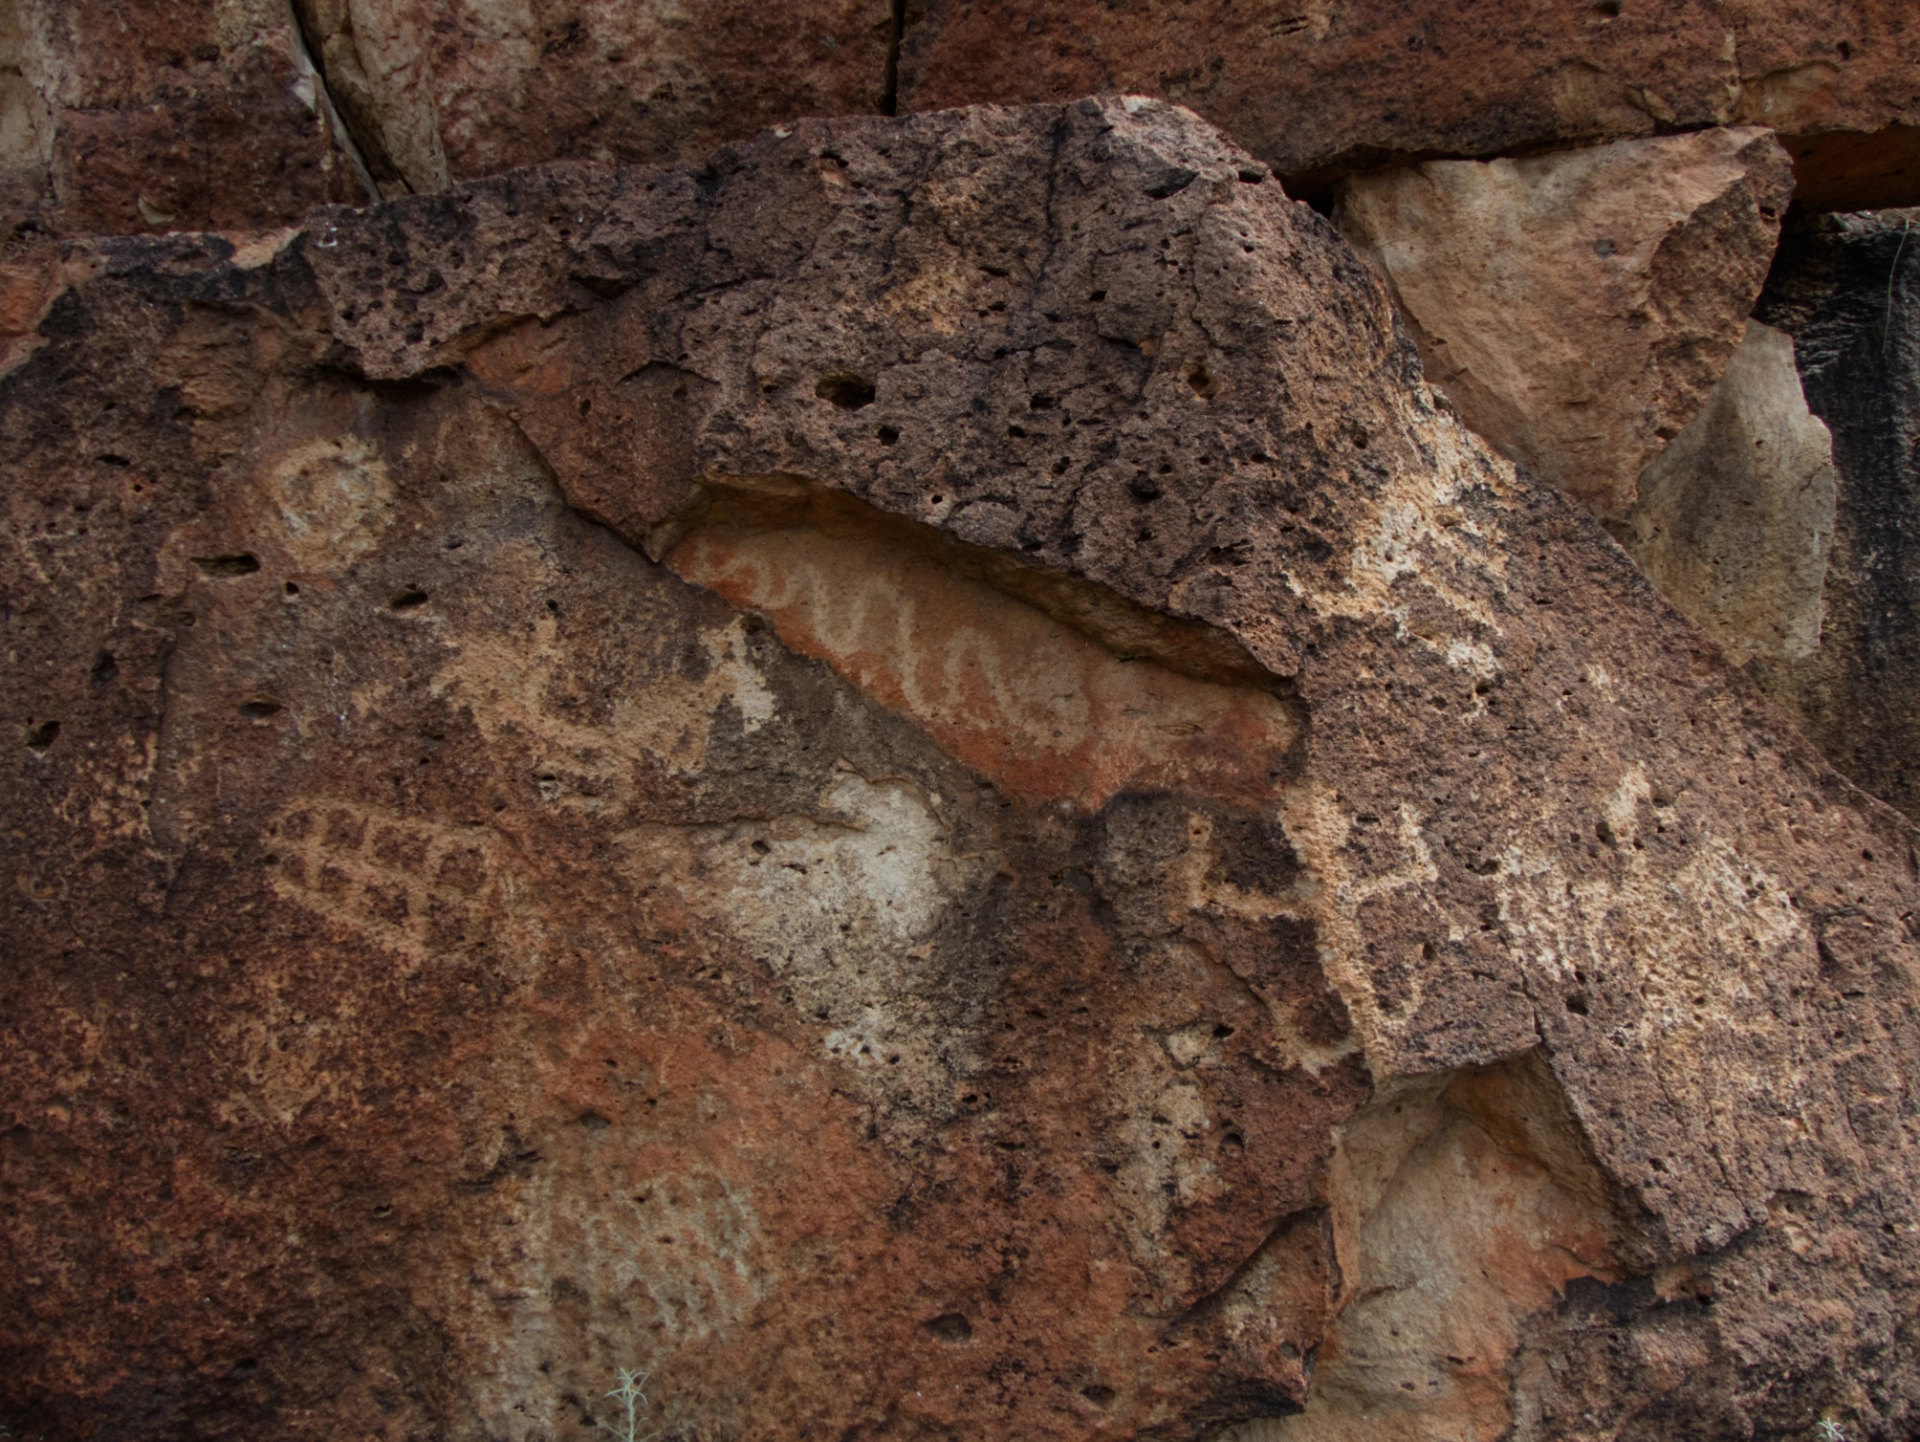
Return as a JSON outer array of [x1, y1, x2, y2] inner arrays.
[[3, 100, 1919, 1442], [1, 0, 366, 237], [3, 0, 892, 237], [1334, 127, 1792, 519], [896, 0, 1920, 208], [290, 0, 895, 197], [13, 0, 1920, 245]]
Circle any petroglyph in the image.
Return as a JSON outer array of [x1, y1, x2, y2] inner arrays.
[[668, 493, 1299, 813], [267, 801, 514, 963]]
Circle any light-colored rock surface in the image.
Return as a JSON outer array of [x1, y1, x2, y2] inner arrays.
[[1623, 320, 1837, 667], [1337, 128, 1792, 520], [4, 100, 1920, 1442]]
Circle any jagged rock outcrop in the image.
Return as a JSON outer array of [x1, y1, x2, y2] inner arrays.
[[1749, 211, 1920, 821], [897, 0, 1920, 208], [4, 100, 1919, 1442], [1335, 127, 1793, 520], [1621, 319, 1837, 669]]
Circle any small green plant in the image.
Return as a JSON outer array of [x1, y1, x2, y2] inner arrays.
[[596, 1368, 658, 1442], [1816, 1419, 1847, 1442]]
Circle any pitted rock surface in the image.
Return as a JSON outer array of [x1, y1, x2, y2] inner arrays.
[[10, 0, 1920, 244], [4, 100, 1919, 1442]]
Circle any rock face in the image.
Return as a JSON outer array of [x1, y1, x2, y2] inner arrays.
[[1, 0, 890, 238], [289, 0, 893, 198], [1622, 320, 1837, 669], [4, 100, 1920, 1442], [1749, 212, 1920, 821], [1336, 128, 1792, 520], [0, 0, 365, 237], [896, 0, 1920, 208], [9, 1, 1920, 242]]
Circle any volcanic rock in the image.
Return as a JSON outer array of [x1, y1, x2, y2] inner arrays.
[[0, 0, 365, 237], [1336, 127, 1793, 520], [1749, 211, 1920, 822], [897, 0, 1920, 209], [15, 0, 1920, 245], [288, 0, 894, 198], [3, 99, 1918, 1442]]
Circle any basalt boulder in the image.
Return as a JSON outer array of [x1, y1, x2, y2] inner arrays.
[[3, 100, 1918, 1442]]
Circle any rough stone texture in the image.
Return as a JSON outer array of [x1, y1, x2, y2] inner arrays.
[[1622, 319, 1838, 668], [12, 0, 1920, 244], [896, 0, 1920, 209], [1750, 211, 1920, 822], [289, 0, 894, 198], [1336, 128, 1793, 521], [4, 100, 1920, 1442], [0, 0, 366, 238], [1, 0, 892, 238]]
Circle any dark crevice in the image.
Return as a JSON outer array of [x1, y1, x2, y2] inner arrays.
[[285, 0, 403, 199], [880, 0, 908, 116]]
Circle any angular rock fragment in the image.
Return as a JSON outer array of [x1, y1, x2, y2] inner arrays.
[[3, 100, 1918, 1442], [1749, 211, 1920, 821], [1337, 128, 1792, 519], [1622, 319, 1838, 668]]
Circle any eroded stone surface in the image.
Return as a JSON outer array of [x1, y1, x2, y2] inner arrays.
[[290, 0, 893, 197], [897, 0, 1920, 208], [12, 0, 1920, 246], [1623, 319, 1838, 668], [1336, 127, 1792, 520], [4, 100, 1920, 1442], [1, 0, 366, 237]]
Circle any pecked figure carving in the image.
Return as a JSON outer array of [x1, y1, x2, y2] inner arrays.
[[2, 99, 1917, 1441]]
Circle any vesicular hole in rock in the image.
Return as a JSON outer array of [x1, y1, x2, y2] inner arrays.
[[814, 373, 877, 409], [193, 553, 262, 577]]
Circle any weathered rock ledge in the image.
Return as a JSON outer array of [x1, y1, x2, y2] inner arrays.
[[5, 1, 1919, 244], [3, 99, 1918, 1442]]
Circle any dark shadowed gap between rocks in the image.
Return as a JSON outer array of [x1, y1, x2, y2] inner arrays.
[[880, 0, 910, 116], [283, 0, 384, 202]]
